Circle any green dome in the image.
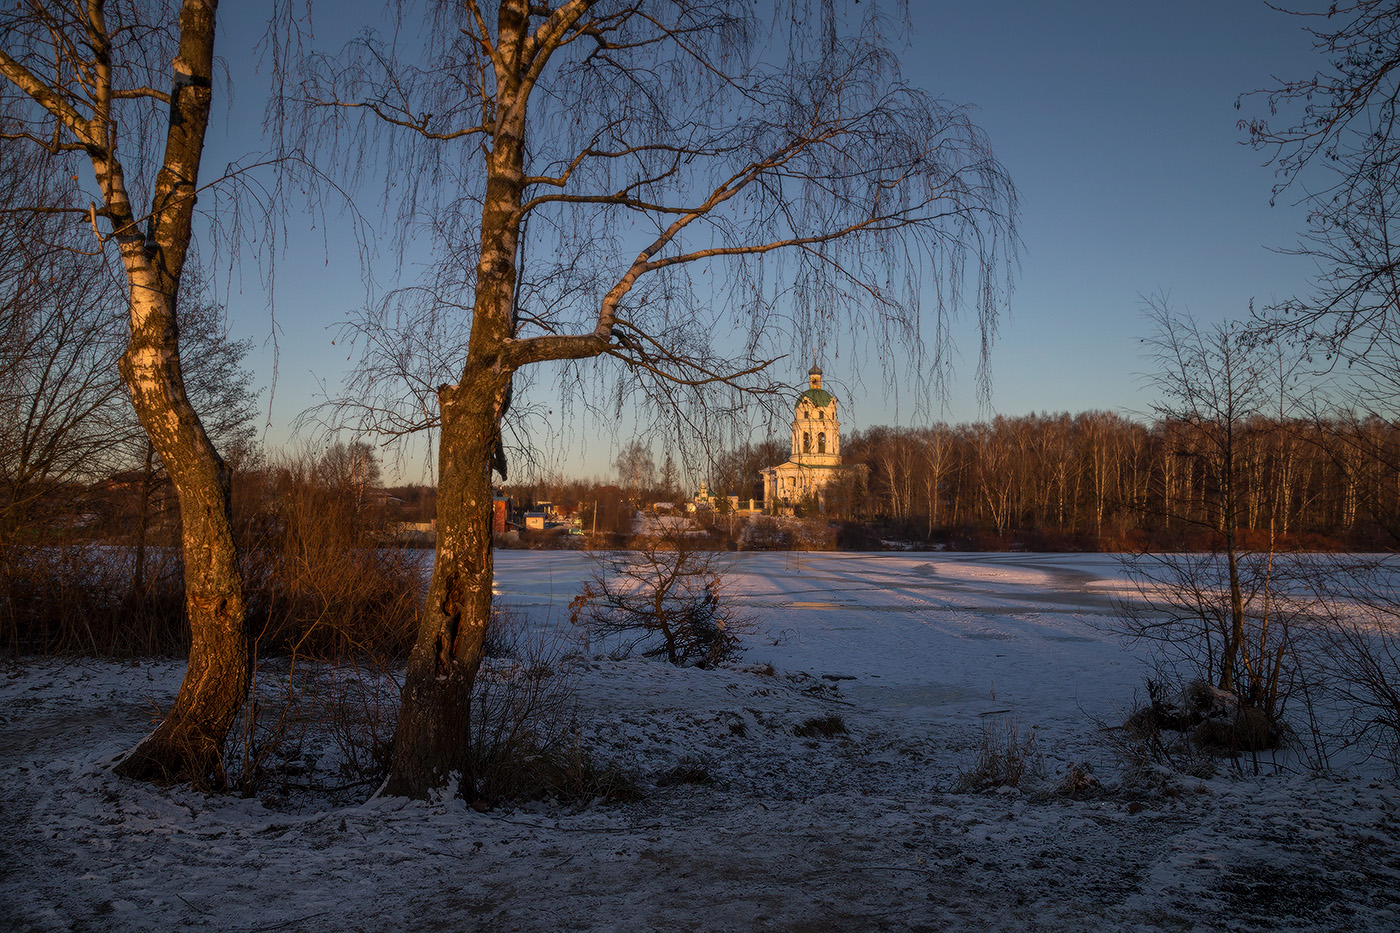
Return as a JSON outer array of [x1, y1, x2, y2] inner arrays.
[[798, 388, 834, 408]]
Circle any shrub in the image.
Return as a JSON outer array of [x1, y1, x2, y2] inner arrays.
[[1108, 551, 1306, 731], [736, 515, 836, 551], [0, 444, 423, 662], [1295, 554, 1400, 774], [467, 608, 578, 803], [1111, 679, 1286, 782], [570, 528, 754, 667], [224, 656, 401, 804], [237, 450, 422, 662], [0, 543, 187, 656], [466, 607, 640, 807]]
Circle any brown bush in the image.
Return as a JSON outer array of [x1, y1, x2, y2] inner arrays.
[[0, 543, 187, 656], [1193, 706, 1284, 754], [237, 451, 421, 662]]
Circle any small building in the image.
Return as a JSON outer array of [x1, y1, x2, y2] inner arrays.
[[691, 480, 718, 511], [492, 491, 511, 534]]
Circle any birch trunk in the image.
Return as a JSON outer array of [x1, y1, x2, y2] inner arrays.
[[383, 372, 506, 795], [383, 0, 530, 797], [114, 278, 248, 784]]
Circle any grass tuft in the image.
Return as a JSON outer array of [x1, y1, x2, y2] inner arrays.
[[954, 717, 1044, 793], [793, 713, 848, 738]]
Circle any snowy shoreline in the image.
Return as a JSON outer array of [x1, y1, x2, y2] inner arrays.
[[4, 552, 1398, 932]]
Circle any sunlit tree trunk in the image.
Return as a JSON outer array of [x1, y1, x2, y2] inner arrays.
[[109, 4, 249, 784], [385, 373, 506, 794], [116, 270, 247, 783], [2, 0, 251, 784]]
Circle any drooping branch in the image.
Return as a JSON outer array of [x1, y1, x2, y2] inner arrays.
[[1240, 2, 1400, 346]]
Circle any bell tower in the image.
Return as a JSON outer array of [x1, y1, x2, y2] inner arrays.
[[791, 364, 839, 466], [762, 362, 858, 512]]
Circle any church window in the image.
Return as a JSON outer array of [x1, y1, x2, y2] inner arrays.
[[818, 432, 826, 453], [803, 432, 811, 453]]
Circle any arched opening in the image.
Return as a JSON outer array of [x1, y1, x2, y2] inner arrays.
[[817, 432, 826, 453], [803, 432, 811, 453]]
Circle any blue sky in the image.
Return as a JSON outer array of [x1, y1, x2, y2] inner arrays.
[[204, 1, 1324, 483]]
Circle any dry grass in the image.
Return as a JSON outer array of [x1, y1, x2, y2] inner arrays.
[[793, 713, 848, 738], [0, 543, 188, 656], [468, 608, 641, 806], [954, 716, 1044, 793]]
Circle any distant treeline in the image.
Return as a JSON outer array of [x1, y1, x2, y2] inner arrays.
[[836, 412, 1398, 551], [503, 411, 1400, 552]]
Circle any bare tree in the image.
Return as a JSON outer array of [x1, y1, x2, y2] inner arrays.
[[1, 1, 249, 785], [1240, 1, 1400, 352], [0, 144, 131, 547], [570, 527, 752, 668], [613, 439, 656, 503], [293, 0, 1017, 797], [710, 439, 785, 506], [657, 451, 680, 501], [1117, 299, 1305, 731], [1298, 553, 1400, 768]]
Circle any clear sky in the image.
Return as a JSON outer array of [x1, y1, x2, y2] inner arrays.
[[204, 1, 1325, 483]]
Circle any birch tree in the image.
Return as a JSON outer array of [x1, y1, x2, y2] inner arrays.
[[0, 0, 248, 785], [295, 0, 1018, 797]]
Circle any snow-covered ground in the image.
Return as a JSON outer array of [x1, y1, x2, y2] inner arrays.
[[3, 552, 1398, 931]]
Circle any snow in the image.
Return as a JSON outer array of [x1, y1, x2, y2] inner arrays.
[[4, 552, 1399, 931]]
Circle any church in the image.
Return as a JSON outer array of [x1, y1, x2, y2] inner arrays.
[[762, 365, 859, 513]]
